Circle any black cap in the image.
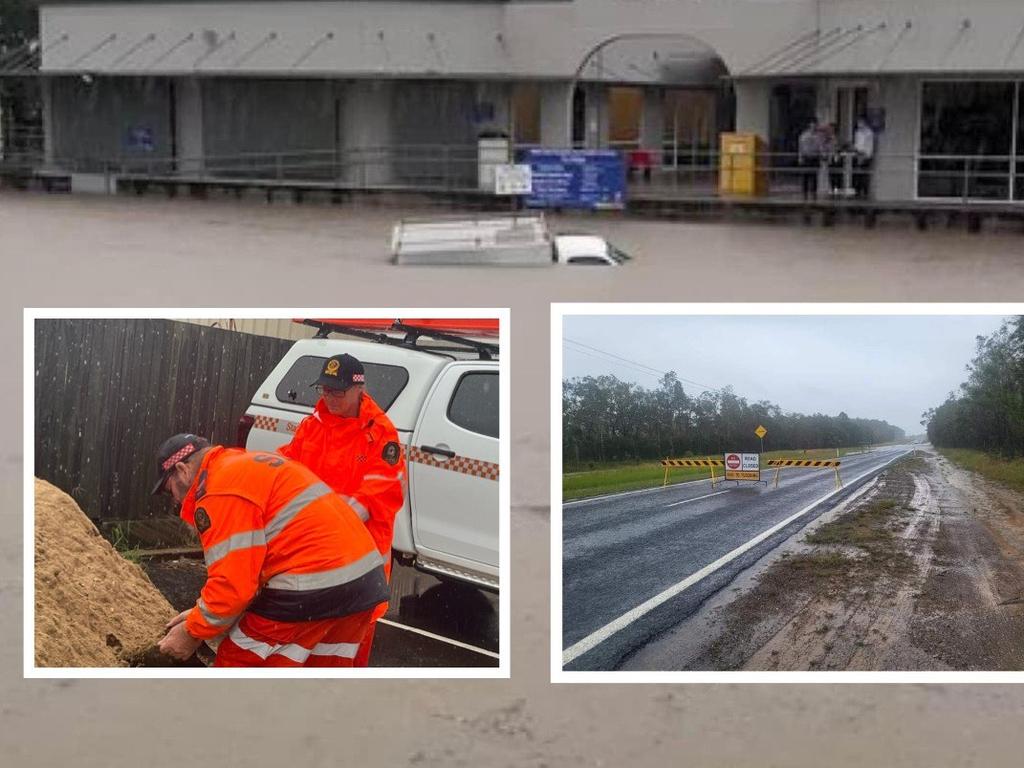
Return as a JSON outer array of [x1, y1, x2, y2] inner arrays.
[[151, 433, 210, 495], [313, 354, 365, 391]]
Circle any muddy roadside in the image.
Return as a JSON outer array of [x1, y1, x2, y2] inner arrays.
[[633, 448, 1024, 671]]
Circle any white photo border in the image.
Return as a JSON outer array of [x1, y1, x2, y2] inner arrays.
[[551, 302, 1024, 684], [25, 307, 511, 680]]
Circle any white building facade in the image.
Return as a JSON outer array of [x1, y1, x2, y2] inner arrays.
[[32, 0, 1024, 202]]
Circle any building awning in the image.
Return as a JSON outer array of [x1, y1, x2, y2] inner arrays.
[[731, 14, 1024, 79], [0, 37, 52, 77]]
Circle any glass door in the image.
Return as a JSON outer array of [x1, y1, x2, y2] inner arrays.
[[918, 80, 1015, 200], [1015, 82, 1023, 200]]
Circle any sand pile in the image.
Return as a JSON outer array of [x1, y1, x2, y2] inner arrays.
[[34, 478, 178, 667]]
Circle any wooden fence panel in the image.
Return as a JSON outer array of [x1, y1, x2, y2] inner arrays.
[[34, 318, 294, 522]]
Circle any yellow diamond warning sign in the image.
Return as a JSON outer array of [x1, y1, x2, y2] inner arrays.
[[755, 425, 767, 439]]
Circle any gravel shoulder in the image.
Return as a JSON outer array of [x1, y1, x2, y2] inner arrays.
[[653, 449, 1024, 671]]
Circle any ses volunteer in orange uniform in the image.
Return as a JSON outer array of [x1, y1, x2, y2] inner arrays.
[[278, 353, 405, 666], [153, 433, 389, 667]]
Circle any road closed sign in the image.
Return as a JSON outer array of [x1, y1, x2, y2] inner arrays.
[[725, 452, 760, 481]]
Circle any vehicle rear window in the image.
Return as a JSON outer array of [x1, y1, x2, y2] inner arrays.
[[274, 355, 409, 411], [447, 372, 499, 439]]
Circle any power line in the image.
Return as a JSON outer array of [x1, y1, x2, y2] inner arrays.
[[564, 344, 667, 380], [563, 337, 721, 392], [565, 337, 666, 375]]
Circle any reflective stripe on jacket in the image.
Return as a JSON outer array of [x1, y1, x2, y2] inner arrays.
[[278, 393, 406, 557], [213, 610, 375, 668], [180, 446, 387, 640]]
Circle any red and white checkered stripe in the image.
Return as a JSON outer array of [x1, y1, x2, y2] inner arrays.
[[407, 446, 499, 481], [248, 419, 497, 481], [251, 415, 299, 434], [252, 415, 278, 431], [161, 444, 197, 471]]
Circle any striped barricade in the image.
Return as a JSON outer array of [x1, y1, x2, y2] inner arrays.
[[765, 458, 842, 489], [661, 458, 725, 488]]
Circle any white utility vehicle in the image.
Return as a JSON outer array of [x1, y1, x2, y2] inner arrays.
[[238, 319, 500, 590], [391, 214, 630, 266]]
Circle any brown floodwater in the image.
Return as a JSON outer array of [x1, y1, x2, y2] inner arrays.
[[4, 189, 1024, 767]]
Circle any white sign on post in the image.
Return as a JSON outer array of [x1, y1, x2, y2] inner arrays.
[[725, 452, 760, 481], [494, 164, 533, 195]]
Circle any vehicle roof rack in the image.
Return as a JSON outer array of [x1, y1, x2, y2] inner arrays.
[[298, 319, 500, 360]]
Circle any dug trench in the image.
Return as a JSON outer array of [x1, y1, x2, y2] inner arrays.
[[643, 449, 1024, 671]]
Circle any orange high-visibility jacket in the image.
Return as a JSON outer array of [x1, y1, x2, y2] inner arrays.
[[278, 394, 406, 557], [179, 446, 389, 640]]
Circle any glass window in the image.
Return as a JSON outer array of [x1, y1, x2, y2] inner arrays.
[[768, 83, 817, 157], [275, 355, 409, 410], [918, 81, 1014, 199], [572, 86, 586, 147], [1016, 83, 1024, 201], [512, 83, 541, 146], [666, 88, 720, 166], [608, 87, 643, 147], [447, 372, 499, 438]]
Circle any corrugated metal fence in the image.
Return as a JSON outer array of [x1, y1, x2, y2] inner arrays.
[[34, 318, 294, 522]]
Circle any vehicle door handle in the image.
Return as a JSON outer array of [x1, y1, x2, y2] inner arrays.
[[421, 444, 456, 459]]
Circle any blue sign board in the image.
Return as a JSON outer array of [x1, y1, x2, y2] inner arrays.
[[524, 149, 626, 210]]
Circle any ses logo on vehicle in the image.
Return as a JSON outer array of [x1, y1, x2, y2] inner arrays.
[[724, 452, 760, 481]]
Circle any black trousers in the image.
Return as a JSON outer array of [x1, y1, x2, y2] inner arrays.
[[800, 160, 818, 200], [829, 159, 843, 194], [854, 156, 872, 198]]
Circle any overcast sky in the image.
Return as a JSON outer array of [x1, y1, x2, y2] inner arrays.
[[562, 314, 1013, 435]]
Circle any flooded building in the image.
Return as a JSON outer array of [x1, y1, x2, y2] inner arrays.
[[21, 0, 1024, 202]]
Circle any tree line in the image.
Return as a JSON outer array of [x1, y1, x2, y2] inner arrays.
[[0, 0, 35, 48], [563, 373, 904, 466], [0, 1, 41, 151], [924, 316, 1024, 457]]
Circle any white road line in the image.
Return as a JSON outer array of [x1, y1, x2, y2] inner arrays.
[[562, 449, 913, 666], [377, 618, 500, 660], [666, 490, 730, 507]]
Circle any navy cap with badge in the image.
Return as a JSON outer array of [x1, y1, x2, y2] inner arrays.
[[313, 353, 365, 391], [151, 433, 210, 495]]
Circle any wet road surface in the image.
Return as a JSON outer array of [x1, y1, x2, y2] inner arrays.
[[562, 445, 914, 670], [374, 562, 499, 667]]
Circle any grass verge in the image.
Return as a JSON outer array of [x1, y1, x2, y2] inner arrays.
[[936, 448, 1024, 493], [717, 481, 914, 633], [563, 463, 710, 500], [805, 499, 910, 563]]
